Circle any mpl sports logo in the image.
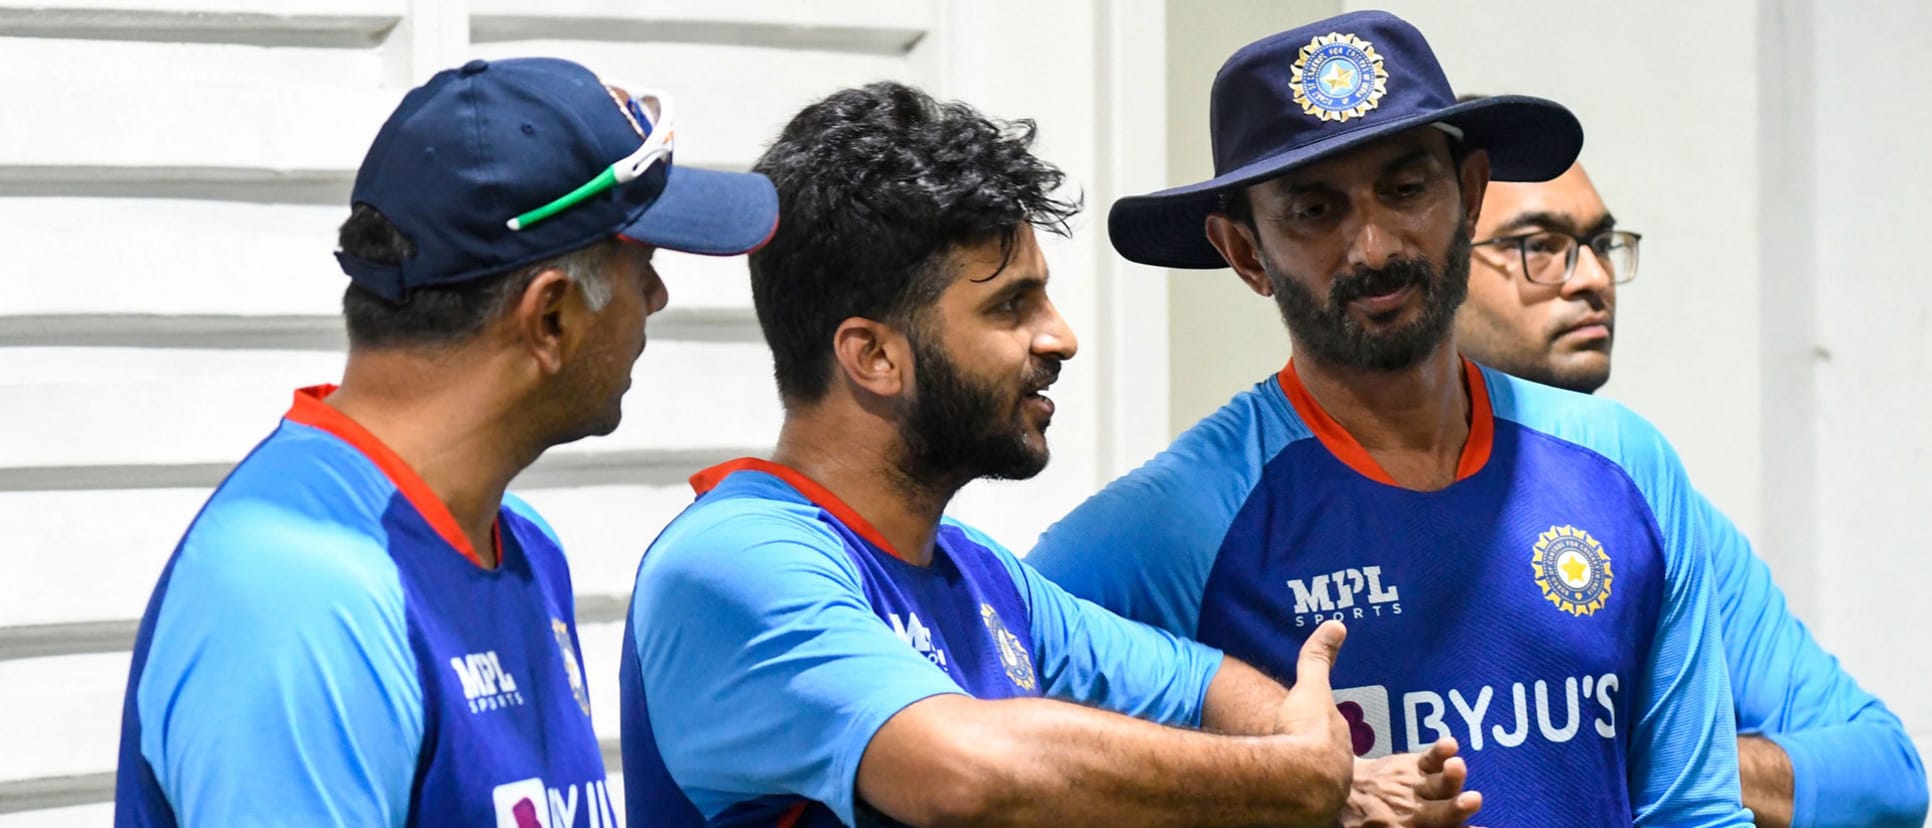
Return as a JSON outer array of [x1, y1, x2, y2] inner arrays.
[[1285, 565, 1401, 627], [450, 650, 525, 713], [492, 776, 619, 827], [888, 611, 949, 668]]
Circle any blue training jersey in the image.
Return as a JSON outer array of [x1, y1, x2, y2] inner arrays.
[[1030, 360, 1753, 827], [115, 386, 614, 827], [621, 458, 1226, 828]]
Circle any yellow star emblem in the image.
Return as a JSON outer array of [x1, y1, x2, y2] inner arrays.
[[1560, 555, 1587, 585], [1321, 62, 1356, 95]]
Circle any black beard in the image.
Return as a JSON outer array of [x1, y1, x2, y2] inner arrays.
[[895, 333, 1054, 490], [1268, 229, 1472, 372]]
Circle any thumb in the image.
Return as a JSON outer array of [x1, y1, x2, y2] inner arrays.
[[1294, 620, 1346, 691]]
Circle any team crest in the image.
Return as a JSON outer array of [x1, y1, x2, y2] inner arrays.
[[551, 617, 592, 716], [1289, 32, 1390, 122], [1531, 525, 1614, 617], [980, 603, 1037, 692]]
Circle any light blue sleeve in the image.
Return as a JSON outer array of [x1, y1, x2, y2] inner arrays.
[[954, 522, 1225, 728], [1029, 382, 1302, 637], [1698, 495, 1928, 827], [137, 501, 423, 826], [630, 508, 967, 826]]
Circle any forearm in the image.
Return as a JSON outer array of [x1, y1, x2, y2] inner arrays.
[[1200, 656, 1290, 735], [1739, 735, 1793, 828], [860, 694, 1350, 828]]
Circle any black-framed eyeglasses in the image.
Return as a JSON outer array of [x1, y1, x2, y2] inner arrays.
[[1472, 230, 1642, 286]]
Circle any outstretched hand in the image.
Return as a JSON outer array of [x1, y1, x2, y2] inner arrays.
[[1340, 737, 1483, 827]]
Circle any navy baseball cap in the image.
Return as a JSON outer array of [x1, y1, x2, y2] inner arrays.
[[337, 57, 779, 300], [1111, 10, 1583, 269]]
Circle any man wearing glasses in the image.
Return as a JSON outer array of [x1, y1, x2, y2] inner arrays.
[[114, 57, 777, 826], [1456, 162, 1634, 394], [1455, 157, 1927, 827]]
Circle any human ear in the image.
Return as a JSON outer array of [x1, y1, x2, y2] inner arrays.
[[1205, 211, 1275, 298], [1457, 149, 1493, 235], [830, 317, 909, 398], [513, 268, 577, 375]]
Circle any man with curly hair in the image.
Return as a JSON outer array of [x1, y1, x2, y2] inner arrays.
[[617, 82, 1481, 828]]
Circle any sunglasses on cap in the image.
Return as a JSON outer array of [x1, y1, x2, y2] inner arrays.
[[507, 86, 676, 231]]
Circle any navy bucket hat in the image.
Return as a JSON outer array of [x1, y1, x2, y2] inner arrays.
[[1111, 10, 1583, 269], [337, 57, 779, 300]]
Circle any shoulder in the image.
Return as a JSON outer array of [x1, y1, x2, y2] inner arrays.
[[1061, 378, 1306, 527], [501, 491, 561, 546], [1482, 366, 1682, 488], [176, 478, 404, 618], [636, 487, 865, 604]]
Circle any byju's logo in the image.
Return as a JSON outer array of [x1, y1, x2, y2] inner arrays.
[[492, 776, 619, 828], [888, 612, 949, 668], [1285, 565, 1401, 626], [1334, 685, 1393, 758], [450, 650, 525, 713]]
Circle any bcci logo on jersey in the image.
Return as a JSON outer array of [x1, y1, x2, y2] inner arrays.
[[551, 618, 592, 717], [1531, 525, 1613, 617], [450, 650, 525, 714], [1285, 565, 1401, 627], [980, 603, 1037, 692]]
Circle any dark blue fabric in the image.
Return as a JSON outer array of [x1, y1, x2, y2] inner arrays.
[[1195, 422, 1664, 825]]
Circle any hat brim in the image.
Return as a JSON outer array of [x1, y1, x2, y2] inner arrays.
[[1110, 95, 1582, 269], [618, 165, 779, 256]]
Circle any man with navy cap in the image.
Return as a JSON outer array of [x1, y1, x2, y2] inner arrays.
[[113, 57, 777, 826], [1031, 11, 1754, 826]]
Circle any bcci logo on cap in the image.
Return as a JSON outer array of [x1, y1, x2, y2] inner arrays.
[[1531, 525, 1614, 617], [1290, 32, 1389, 122]]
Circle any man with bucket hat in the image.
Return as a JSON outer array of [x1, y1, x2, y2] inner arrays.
[[113, 57, 777, 826], [1031, 11, 1754, 826]]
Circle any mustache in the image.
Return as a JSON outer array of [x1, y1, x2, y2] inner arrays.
[[1328, 257, 1436, 306], [1022, 359, 1062, 394]]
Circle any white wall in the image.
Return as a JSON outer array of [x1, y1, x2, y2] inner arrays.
[[1805, 0, 1932, 775], [0, 0, 1168, 820]]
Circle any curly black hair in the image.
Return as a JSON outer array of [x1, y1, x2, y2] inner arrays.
[[749, 81, 1081, 405]]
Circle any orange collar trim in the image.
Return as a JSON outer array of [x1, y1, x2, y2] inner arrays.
[[690, 458, 906, 561], [284, 385, 497, 569], [1275, 358, 1494, 487]]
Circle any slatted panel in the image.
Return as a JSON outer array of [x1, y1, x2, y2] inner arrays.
[[0, 1, 947, 818]]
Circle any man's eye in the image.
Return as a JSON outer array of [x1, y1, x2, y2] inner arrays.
[[1387, 180, 1426, 199], [1291, 203, 1330, 222]]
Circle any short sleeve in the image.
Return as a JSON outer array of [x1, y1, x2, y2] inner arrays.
[[1029, 384, 1298, 638], [629, 512, 966, 825], [968, 527, 1223, 727], [135, 501, 424, 826]]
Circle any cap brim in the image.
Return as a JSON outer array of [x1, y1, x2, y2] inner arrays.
[[1109, 95, 1581, 269], [618, 165, 779, 256]]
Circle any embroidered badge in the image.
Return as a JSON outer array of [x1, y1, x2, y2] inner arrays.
[[1531, 525, 1614, 617], [551, 617, 593, 716], [980, 603, 1037, 692], [1290, 32, 1390, 122]]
